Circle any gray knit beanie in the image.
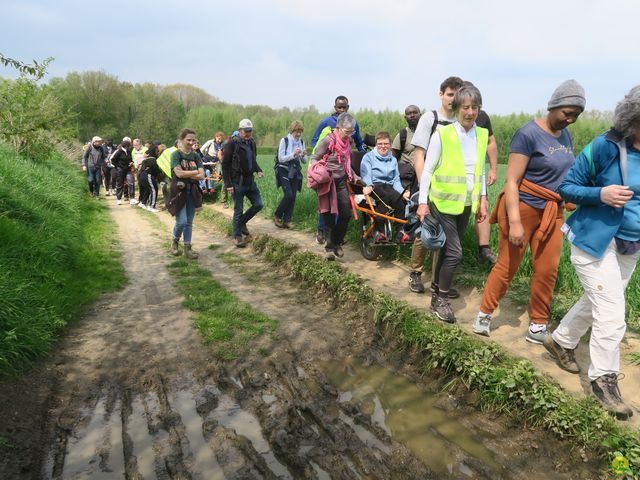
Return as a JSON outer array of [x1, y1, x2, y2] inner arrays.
[[547, 79, 586, 111]]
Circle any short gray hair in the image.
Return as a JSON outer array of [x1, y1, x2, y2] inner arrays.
[[336, 112, 356, 130], [613, 85, 640, 138], [452, 85, 482, 113]]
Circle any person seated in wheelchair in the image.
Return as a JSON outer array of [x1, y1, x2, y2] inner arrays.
[[360, 131, 411, 243]]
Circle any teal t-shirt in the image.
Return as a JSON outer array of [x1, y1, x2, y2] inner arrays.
[[170, 150, 203, 173]]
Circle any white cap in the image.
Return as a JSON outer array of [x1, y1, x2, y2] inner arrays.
[[238, 119, 253, 129], [122, 136, 132, 143], [91, 136, 102, 142]]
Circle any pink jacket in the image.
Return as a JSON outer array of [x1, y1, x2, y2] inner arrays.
[[307, 160, 338, 214]]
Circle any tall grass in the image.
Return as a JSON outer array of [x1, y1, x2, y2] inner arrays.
[[0, 146, 125, 374], [250, 156, 640, 331]]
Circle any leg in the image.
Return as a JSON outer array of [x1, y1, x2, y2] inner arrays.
[[327, 178, 352, 250], [475, 214, 497, 263], [182, 191, 196, 245], [232, 183, 246, 238], [239, 181, 264, 227], [274, 173, 292, 220], [115, 167, 127, 200], [149, 177, 158, 208], [431, 206, 471, 293], [283, 177, 299, 224]]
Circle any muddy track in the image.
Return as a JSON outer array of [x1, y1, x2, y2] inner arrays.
[[0, 201, 603, 479]]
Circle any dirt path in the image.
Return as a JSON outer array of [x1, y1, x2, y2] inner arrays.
[[204, 201, 640, 428], [0, 197, 614, 479]]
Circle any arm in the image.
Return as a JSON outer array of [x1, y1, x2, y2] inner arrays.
[[487, 135, 498, 185], [221, 142, 234, 188], [360, 154, 373, 193], [416, 133, 442, 220], [503, 153, 529, 246], [391, 132, 401, 160], [353, 122, 365, 152], [82, 147, 90, 169], [310, 137, 329, 164], [278, 138, 294, 164], [311, 118, 329, 148]]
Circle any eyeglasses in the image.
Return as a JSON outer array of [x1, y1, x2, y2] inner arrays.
[[376, 142, 391, 147], [342, 129, 355, 135]]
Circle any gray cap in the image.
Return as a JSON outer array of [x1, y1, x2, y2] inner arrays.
[[547, 79, 586, 111]]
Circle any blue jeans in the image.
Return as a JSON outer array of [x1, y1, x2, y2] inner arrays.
[[87, 165, 102, 197], [173, 188, 196, 244], [233, 181, 263, 237], [274, 174, 300, 223]]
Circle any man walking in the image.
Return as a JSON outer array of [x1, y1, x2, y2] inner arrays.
[[82, 136, 106, 198], [222, 119, 264, 248]]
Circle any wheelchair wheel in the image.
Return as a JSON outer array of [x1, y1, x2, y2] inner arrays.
[[360, 215, 381, 261]]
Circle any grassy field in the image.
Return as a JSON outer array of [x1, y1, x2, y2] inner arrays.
[[0, 146, 126, 374], [225, 156, 640, 332]]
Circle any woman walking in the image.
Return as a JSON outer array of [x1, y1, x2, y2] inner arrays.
[[544, 85, 640, 418], [472, 80, 586, 342], [274, 120, 308, 228]]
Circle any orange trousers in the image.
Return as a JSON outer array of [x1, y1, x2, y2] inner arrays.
[[480, 201, 564, 324]]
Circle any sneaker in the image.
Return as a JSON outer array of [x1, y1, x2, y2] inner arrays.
[[374, 231, 387, 243], [316, 229, 326, 245], [478, 247, 497, 265], [431, 295, 456, 324], [325, 250, 335, 261], [543, 335, 580, 373], [283, 222, 293, 229], [130, 199, 139, 205], [138, 202, 147, 209], [526, 323, 548, 344], [430, 283, 460, 299], [117, 199, 122, 205], [241, 224, 250, 236], [473, 313, 492, 337], [234, 236, 246, 248], [147, 207, 159, 213], [591, 374, 634, 418], [274, 217, 284, 228], [335, 245, 344, 258], [408, 272, 425, 293], [105, 190, 111, 196]]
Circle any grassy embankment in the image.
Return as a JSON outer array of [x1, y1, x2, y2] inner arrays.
[[0, 146, 125, 375], [225, 155, 640, 333]]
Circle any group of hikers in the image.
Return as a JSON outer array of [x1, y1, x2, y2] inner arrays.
[[83, 78, 640, 419]]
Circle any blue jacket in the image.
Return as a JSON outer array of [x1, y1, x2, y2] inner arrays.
[[559, 129, 629, 259], [311, 112, 365, 152], [360, 149, 403, 194]]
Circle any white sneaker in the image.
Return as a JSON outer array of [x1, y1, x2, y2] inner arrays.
[[138, 202, 146, 209], [130, 199, 139, 205], [147, 207, 159, 213], [116, 199, 122, 205]]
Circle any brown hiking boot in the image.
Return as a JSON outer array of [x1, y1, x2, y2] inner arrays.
[[170, 237, 180, 256], [274, 216, 284, 228], [591, 373, 634, 418], [543, 335, 580, 373], [431, 294, 456, 324], [234, 236, 246, 248], [184, 244, 199, 259]]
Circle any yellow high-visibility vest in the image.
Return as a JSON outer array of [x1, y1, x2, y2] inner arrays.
[[157, 147, 177, 178], [429, 124, 488, 214]]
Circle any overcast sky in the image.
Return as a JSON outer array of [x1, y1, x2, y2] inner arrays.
[[2, 0, 639, 115]]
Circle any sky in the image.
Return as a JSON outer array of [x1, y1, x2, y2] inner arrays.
[[2, 0, 639, 115]]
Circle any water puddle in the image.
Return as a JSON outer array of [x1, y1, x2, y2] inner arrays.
[[325, 358, 504, 478], [128, 395, 156, 479], [209, 393, 293, 479]]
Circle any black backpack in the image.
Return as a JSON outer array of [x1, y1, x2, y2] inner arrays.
[[274, 136, 305, 171]]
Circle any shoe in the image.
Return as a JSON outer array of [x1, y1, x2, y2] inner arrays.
[[274, 217, 284, 228], [110, 189, 116, 195], [138, 202, 146, 209], [591, 374, 634, 418], [117, 199, 122, 205], [130, 199, 139, 205], [147, 207, 159, 213], [184, 244, 199, 259], [430, 283, 460, 299], [397, 231, 412, 244], [316, 229, 326, 245], [241, 224, 250, 236], [408, 272, 426, 293], [105, 191, 111, 196], [473, 313, 492, 337], [234, 236, 246, 248], [526, 323, 548, 344], [223, 202, 229, 209], [283, 222, 293, 229], [543, 335, 580, 373], [374, 231, 387, 243], [335, 245, 344, 258], [325, 250, 335, 261], [431, 295, 456, 324], [478, 247, 497, 265], [170, 237, 180, 256]]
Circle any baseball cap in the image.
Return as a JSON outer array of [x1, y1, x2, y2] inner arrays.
[[238, 119, 253, 130], [92, 136, 102, 142]]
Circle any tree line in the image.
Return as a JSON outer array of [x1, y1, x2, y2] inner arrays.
[[0, 69, 613, 163]]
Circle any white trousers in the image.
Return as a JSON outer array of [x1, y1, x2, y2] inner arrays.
[[552, 241, 639, 380]]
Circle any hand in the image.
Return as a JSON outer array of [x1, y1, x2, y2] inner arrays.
[[508, 221, 525, 247], [363, 186, 373, 195], [600, 185, 633, 208], [257, 171, 264, 178], [293, 147, 302, 156], [82, 165, 87, 171], [402, 190, 410, 201], [416, 203, 430, 222], [476, 196, 488, 223], [487, 168, 497, 186]]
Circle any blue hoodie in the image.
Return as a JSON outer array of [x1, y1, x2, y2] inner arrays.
[[311, 112, 365, 152], [360, 148, 403, 194]]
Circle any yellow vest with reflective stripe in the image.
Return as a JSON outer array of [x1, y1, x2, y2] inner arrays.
[[157, 147, 177, 178], [429, 124, 488, 214]]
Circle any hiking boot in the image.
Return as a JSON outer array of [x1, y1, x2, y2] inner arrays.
[[170, 237, 180, 256], [431, 295, 456, 324], [184, 244, 199, 259], [408, 272, 425, 293], [335, 245, 344, 258], [478, 247, 497, 265], [234, 236, 246, 248], [316, 229, 326, 245], [543, 335, 580, 373], [473, 312, 492, 337], [283, 222, 294, 229], [241, 224, 250, 236], [591, 374, 634, 418], [526, 323, 548, 344], [274, 216, 284, 228], [325, 250, 335, 261], [430, 283, 460, 299]]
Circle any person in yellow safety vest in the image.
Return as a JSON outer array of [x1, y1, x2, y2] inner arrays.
[[416, 84, 489, 324], [157, 143, 178, 208]]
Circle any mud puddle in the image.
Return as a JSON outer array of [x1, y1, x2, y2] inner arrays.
[[326, 357, 506, 478]]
